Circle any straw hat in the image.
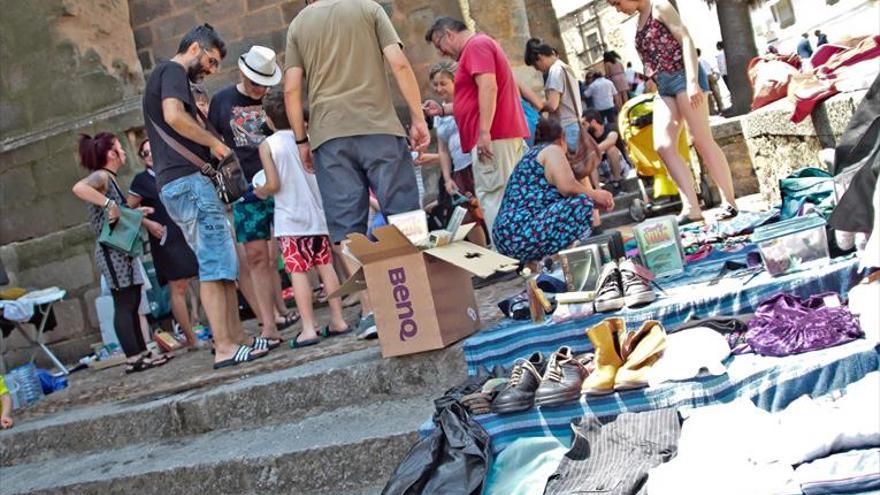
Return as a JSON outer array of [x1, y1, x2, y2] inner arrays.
[[238, 45, 282, 86]]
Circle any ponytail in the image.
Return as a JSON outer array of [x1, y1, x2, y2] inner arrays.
[[524, 37, 557, 67], [78, 132, 117, 171]]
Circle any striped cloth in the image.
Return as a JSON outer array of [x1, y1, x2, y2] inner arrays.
[[421, 339, 880, 455], [464, 254, 860, 375]]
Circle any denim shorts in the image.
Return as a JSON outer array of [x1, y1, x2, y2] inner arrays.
[[655, 66, 710, 98], [160, 173, 238, 282], [564, 122, 580, 151]]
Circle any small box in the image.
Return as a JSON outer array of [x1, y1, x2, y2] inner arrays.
[[332, 224, 518, 357], [559, 245, 601, 292], [578, 231, 626, 263], [752, 214, 829, 276], [633, 216, 685, 277]]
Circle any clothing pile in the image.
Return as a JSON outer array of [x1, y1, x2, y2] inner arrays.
[[480, 372, 880, 495]]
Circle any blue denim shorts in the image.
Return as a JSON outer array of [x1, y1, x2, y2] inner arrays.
[[160, 173, 238, 282], [655, 66, 710, 98], [564, 122, 580, 151]]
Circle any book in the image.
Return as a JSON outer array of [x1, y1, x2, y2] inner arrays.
[[633, 216, 685, 277]]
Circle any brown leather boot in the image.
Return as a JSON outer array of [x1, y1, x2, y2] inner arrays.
[[615, 320, 667, 390]]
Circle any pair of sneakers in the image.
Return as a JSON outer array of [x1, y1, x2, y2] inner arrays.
[[594, 259, 656, 313]]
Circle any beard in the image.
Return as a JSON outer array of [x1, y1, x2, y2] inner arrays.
[[187, 60, 208, 83]]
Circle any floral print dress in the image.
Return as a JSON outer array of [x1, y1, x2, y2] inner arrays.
[[492, 145, 594, 262]]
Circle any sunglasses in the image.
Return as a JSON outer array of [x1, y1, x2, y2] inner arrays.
[[140, 149, 151, 158], [200, 47, 220, 69]]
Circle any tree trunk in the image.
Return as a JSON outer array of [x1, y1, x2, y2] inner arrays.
[[715, 0, 758, 115]]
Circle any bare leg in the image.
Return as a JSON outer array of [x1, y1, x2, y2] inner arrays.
[[268, 237, 289, 316], [290, 272, 319, 342], [235, 243, 262, 324], [653, 95, 701, 218], [466, 223, 488, 247], [606, 147, 624, 182], [224, 280, 255, 349], [169, 278, 197, 346], [188, 279, 201, 326], [201, 280, 238, 362], [316, 263, 349, 331], [245, 240, 283, 340], [674, 91, 736, 206]]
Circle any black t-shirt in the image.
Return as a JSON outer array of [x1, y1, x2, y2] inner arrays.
[[207, 85, 267, 181], [128, 170, 186, 246], [142, 61, 211, 190]]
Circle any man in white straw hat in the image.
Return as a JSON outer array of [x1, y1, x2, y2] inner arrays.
[[208, 45, 297, 349]]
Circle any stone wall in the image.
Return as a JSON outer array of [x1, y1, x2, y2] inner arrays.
[[741, 90, 865, 204], [0, 0, 146, 368], [1, 0, 568, 370]]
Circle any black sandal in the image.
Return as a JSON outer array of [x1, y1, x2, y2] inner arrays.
[[213, 345, 265, 370], [275, 311, 301, 330], [124, 355, 168, 374], [288, 332, 320, 349], [318, 325, 352, 338], [252, 336, 282, 351]]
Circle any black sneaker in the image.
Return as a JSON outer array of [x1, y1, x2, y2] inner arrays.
[[534, 347, 589, 407], [490, 352, 545, 414], [594, 261, 625, 313], [619, 259, 656, 308]]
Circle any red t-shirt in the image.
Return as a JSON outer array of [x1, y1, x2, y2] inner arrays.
[[454, 34, 529, 153]]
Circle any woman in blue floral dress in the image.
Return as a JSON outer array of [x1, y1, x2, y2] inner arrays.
[[493, 118, 615, 263]]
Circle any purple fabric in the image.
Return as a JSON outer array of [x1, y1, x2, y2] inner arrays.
[[746, 292, 863, 357]]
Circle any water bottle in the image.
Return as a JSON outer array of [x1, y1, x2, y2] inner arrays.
[[8, 364, 44, 407]]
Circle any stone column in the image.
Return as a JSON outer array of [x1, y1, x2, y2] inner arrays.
[[468, 0, 531, 62], [524, 0, 568, 62]]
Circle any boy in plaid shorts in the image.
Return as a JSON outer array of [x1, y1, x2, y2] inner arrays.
[[254, 91, 350, 347]]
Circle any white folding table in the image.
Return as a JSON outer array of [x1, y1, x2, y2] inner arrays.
[[0, 288, 69, 375]]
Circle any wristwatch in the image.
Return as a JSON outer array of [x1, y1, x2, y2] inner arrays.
[[295, 136, 309, 145]]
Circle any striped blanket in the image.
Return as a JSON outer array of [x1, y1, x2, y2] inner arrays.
[[422, 339, 880, 455], [463, 255, 860, 375]]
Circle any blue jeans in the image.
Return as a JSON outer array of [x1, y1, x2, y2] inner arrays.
[[564, 122, 580, 151], [160, 173, 238, 282], [656, 66, 710, 98]]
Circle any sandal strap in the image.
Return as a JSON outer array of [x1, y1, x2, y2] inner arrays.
[[253, 337, 268, 351], [233, 345, 252, 363]]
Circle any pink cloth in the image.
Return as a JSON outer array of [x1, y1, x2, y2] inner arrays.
[[454, 34, 529, 152]]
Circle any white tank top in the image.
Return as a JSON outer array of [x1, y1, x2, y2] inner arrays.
[[267, 130, 329, 237]]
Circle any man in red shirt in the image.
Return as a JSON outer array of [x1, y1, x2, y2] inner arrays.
[[424, 17, 529, 243]]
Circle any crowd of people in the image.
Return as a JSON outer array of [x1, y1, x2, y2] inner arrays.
[[71, 0, 740, 371]]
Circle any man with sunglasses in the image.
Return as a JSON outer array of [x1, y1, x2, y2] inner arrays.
[[207, 45, 294, 347], [144, 25, 269, 369]]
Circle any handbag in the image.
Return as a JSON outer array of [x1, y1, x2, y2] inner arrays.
[[148, 107, 248, 204], [98, 179, 147, 257]]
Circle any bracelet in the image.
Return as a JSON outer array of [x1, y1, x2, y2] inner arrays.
[[102, 197, 112, 209], [295, 136, 309, 145]]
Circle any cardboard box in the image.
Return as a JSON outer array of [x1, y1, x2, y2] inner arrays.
[[334, 224, 518, 357]]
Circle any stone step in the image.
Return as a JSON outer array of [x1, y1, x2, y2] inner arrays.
[[0, 396, 433, 495], [0, 345, 465, 467], [597, 209, 636, 231]]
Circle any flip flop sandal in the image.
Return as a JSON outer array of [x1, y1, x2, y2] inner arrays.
[[275, 311, 301, 330], [213, 345, 265, 370], [124, 355, 168, 374], [318, 325, 352, 338], [289, 332, 320, 349], [252, 336, 282, 351]]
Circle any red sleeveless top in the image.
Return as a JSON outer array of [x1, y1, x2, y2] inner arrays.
[[635, 11, 685, 76]]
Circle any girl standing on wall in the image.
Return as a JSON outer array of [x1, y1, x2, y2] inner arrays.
[[607, 0, 738, 224]]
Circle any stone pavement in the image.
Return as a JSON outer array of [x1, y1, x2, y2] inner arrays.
[[13, 274, 525, 422]]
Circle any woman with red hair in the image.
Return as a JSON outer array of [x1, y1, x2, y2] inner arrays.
[[72, 132, 169, 373]]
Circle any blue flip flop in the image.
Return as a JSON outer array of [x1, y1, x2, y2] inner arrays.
[[289, 332, 320, 349]]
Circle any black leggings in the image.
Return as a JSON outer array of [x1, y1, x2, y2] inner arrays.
[[111, 285, 147, 357]]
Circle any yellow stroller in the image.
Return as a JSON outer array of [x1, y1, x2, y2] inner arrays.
[[617, 93, 715, 221]]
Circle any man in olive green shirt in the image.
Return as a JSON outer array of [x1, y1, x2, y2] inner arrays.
[[283, 0, 430, 338]]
